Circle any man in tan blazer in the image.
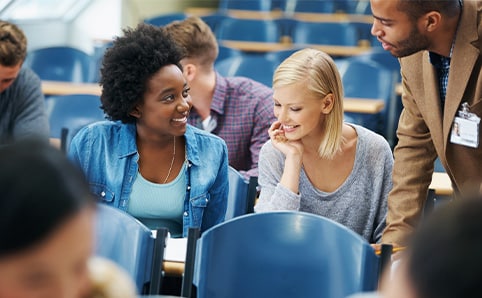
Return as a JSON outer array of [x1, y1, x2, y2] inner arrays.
[[370, 0, 482, 247]]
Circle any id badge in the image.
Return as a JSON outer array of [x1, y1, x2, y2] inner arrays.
[[450, 102, 480, 148]]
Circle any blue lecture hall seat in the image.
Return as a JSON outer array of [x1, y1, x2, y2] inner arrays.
[[214, 55, 279, 87], [94, 204, 168, 294], [24, 46, 95, 83], [225, 166, 258, 220], [291, 21, 361, 47], [143, 12, 187, 26], [193, 211, 381, 298], [45, 94, 105, 151], [218, 0, 277, 11], [335, 57, 399, 147], [216, 17, 283, 43]]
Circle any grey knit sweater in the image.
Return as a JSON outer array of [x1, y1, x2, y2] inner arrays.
[[255, 124, 393, 243]]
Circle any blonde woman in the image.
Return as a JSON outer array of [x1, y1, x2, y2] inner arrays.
[[255, 49, 393, 243]]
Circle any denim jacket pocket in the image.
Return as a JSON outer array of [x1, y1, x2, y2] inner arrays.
[[190, 192, 210, 224], [90, 183, 115, 203]]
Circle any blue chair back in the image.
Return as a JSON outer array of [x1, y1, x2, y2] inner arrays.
[[264, 48, 302, 64], [216, 45, 243, 64], [219, 0, 276, 11], [200, 13, 228, 34], [336, 57, 399, 145], [292, 21, 360, 46], [144, 12, 187, 26], [282, 0, 336, 14], [216, 18, 282, 43], [94, 204, 153, 293], [193, 211, 380, 298], [25, 46, 94, 83], [215, 55, 278, 87], [45, 94, 105, 150], [226, 166, 258, 220], [91, 41, 113, 82]]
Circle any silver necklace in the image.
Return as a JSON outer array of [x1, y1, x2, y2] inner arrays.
[[163, 136, 175, 184]]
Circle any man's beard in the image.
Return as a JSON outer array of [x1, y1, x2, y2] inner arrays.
[[391, 26, 430, 58]]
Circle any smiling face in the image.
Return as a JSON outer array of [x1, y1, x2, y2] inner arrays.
[[273, 81, 332, 141], [0, 208, 94, 298], [132, 64, 192, 140], [370, 0, 430, 57]]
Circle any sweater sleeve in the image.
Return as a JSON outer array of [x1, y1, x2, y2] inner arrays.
[[10, 68, 49, 140], [254, 141, 302, 212]]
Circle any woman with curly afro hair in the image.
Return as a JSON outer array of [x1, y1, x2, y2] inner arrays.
[[68, 23, 229, 238]]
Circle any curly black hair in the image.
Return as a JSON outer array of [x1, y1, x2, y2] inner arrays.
[[100, 23, 184, 123]]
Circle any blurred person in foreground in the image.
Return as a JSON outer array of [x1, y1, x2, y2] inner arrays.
[[348, 198, 482, 298], [0, 140, 136, 298], [377, 197, 482, 298]]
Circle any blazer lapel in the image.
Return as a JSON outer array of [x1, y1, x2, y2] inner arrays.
[[443, 2, 480, 150]]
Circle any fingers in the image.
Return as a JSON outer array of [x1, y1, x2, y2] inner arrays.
[[269, 121, 288, 142]]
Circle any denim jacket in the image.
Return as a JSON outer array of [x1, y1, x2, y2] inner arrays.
[[68, 121, 228, 237]]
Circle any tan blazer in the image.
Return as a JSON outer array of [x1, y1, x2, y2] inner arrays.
[[383, 0, 482, 245]]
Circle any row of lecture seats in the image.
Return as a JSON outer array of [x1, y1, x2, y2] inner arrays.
[[26, 14, 374, 85], [145, 13, 376, 48], [95, 204, 390, 297], [218, 0, 372, 15]]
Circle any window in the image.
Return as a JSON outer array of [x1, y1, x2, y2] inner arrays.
[[0, 0, 92, 22]]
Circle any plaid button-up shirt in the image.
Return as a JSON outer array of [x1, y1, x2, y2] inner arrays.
[[188, 73, 275, 179]]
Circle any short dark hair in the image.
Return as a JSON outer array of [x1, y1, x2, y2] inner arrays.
[[0, 139, 93, 257], [397, 0, 461, 21], [407, 197, 482, 298], [0, 20, 27, 66], [100, 23, 184, 123]]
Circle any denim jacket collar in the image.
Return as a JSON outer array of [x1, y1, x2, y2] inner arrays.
[[116, 123, 202, 166]]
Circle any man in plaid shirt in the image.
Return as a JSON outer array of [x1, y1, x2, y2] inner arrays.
[[165, 16, 275, 179]]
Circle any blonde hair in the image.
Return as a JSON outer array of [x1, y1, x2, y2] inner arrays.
[[164, 16, 218, 70], [273, 48, 344, 159]]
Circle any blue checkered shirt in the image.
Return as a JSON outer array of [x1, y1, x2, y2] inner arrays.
[[429, 52, 451, 110]]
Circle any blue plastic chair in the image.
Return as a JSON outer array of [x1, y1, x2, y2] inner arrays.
[[24, 46, 94, 83], [353, 48, 402, 146], [216, 45, 243, 64], [193, 211, 381, 298], [344, 0, 372, 14], [94, 204, 168, 294], [264, 47, 302, 64], [216, 17, 283, 43], [226, 166, 259, 220], [291, 21, 361, 47], [336, 58, 398, 145], [200, 13, 228, 34], [143, 12, 187, 26], [281, 0, 336, 14], [45, 94, 105, 151], [219, 0, 276, 11], [215, 55, 279, 87]]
